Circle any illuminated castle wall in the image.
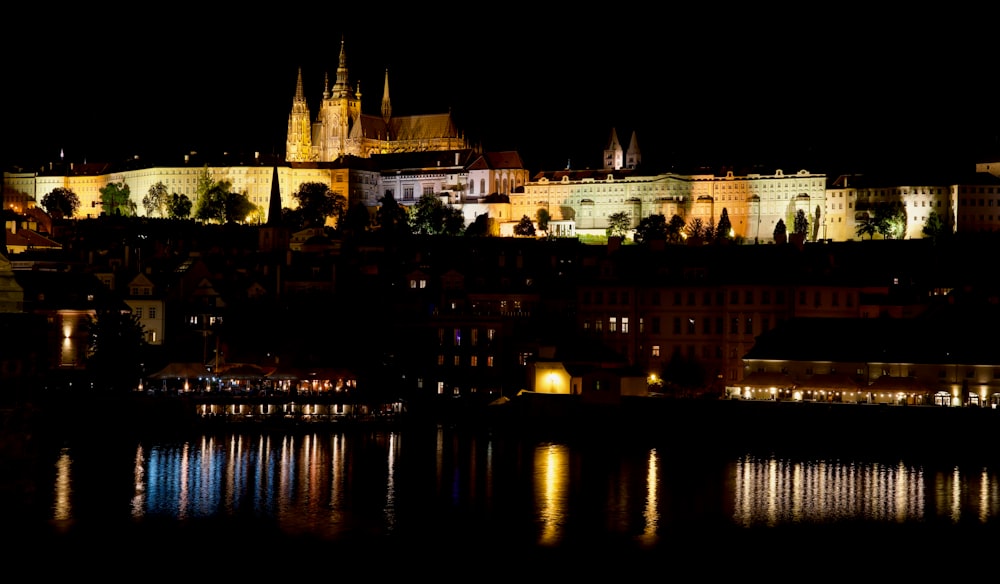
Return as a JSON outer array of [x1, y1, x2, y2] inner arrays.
[[285, 39, 468, 163], [515, 167, 828, 241]]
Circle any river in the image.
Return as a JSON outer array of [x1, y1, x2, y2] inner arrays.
[[4, 415, 999, 577]]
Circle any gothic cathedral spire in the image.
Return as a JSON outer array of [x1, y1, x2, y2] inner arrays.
[[332, 36, 352, 99], [286, 67, 313, 162], [381, 69, 392, 123]]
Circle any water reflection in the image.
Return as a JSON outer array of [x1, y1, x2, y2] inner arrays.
[[44, 429, 1000, 547], [534, 443, 569, 546]]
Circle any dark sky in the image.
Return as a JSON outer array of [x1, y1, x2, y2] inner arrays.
[[4, 8, 997, 178]]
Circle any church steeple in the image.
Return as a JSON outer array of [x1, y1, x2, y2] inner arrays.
[[626, 131, 641, 169], [286, 67, 314, 162], [267, 166, 282, 225], [381, 69, 392, 123], [604, 128, 623, 170], [331, 36, 352, 99]]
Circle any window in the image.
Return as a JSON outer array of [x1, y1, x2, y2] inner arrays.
[[420, 280, 427, 289], [621, 317, 629, 334], [687, 318, 695, 334], [149, 307, 156, 319], [652, 345, 660, 358], [488, 328, 496, 341], [673, 318, 681, 334], [453, 356, 461, 366], [454, 329, 462, 345], [609, 317, 617, 332], [423, 186, 434, 196], [745, 291, 754, 305], [437, 355, 445, 366], [403, 187, 414, 201], [471, 329, 479, 346], [730, 318, 739, 334], [487, 356, 494, 367], [470, 356, 478, 367], [652, 317, 660, 334], [134, 307, 143, 319], [730, 290, 739, 304], [744, 317, 752, 334]]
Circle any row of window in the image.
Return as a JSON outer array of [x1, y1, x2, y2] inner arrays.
[[439, 328, 497, 346], [585, 289, 856, 309], [584, 314, 780, 337], [436, 354, 495, 367], [133, 307, 157, 319]]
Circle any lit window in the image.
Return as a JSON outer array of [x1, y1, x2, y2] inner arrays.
[[410, 280, 417, 289], [609, 317, 617, 332], [420, 280, 427, 289], [622, 317, 629, 334], [487, 356, 494, 367], [454, 356, 461, 366], [437, 355, 444, 366], [437, 382, 444, 395], [470, 356, 478, 367], [652, 345, 660, 358]]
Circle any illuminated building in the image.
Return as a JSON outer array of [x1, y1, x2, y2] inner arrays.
[[285, 39, 468, 163]]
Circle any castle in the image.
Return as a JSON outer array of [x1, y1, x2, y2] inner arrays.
[[285, 38, 468, 162]]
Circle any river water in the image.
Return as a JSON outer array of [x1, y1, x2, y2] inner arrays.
[[5, 420, 1000, 576]]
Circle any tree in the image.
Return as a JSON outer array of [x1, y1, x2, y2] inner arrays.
[[464, 213, 491, 237], [166, 193, 192, 219], [40, 187, 80, 219], [773, 218, 787, 240], [513, 215, 536, 237], [880, 203, 907, 239], [793, 209, 809, 237], [633, 213, 668, 244], [194, 179, 235, 223], [342, 202, 371, 234], [143, 182, 169, 217], [716, 208, 732, 241], [686, 217, 706, 240], [410, 193, 463, 235], [666, 214, 686, 244], [375, 192, 411, 237], [855, 213, 877, 240], [222, 190, 256, 224], [535, 208, 551, 236], [922, 210, 951, 241], [86, 307, 149, 392], [606, 211, 631, 239], [99, 181, 135, 216], [292, 182, 343, 228]]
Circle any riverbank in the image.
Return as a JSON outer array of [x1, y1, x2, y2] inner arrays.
[[6, 390, 1000, 463]]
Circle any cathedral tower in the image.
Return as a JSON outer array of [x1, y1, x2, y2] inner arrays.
[[286, 68, 314, 162], [604, 128, 623, 170]]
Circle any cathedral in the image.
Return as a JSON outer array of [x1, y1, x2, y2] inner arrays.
[[286, 39, 468, 163]]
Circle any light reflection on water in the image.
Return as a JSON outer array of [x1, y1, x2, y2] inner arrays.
[[47, 428, 1000, 546]]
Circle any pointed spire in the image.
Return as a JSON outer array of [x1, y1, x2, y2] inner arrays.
[[294, 67, 306, 101], [332, 36, 351, 97], [267, 166, 282, 226], [626, 131, 641, 169], [381, 69, 392, 123]]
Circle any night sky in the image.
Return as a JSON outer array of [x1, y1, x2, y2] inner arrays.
[[4, 7, 997, 178]]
